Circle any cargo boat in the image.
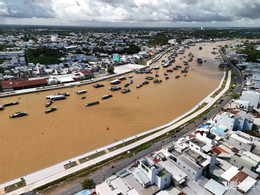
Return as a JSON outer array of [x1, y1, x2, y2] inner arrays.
[[142, 81, 149, 85], [85, 101, 100, 107], [10, 112, 27, 118], [136, 84, 143, 88], [93, 84, 104, 88], [4, 102, 19, 107], [45, 100, 53, 107], [102, 94, 113, 100], [145, 76, 154, 80], [45, 107, 57, 114], [57, 92, 70, 96], [109, 86, 121, 91], [77, 90, 87, 95], [121, 89, 131, 94], [118, 76, 127, 81], [154, 79, 162, 83], [50, 95, 66, 101], [110, 79, 121, 85]]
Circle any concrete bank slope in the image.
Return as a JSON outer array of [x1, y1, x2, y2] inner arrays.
[[2, 70, 231, 195]]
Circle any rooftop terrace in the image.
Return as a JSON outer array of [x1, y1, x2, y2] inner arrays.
[[190, 138, 206, 147]]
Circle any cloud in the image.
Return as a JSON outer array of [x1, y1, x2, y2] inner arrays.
[[0, 0, 55, 18], [0, 0, 260, 26]]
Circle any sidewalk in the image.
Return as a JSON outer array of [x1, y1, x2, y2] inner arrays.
[[1, 70, 231, 195]]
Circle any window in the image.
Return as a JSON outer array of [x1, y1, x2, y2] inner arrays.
[[191, 144, 194, 147], [193, 172, 195, 175], [165, 178, 167, 181], [188, 169, 190, 172], [183, 166, 185, 168], [178, 162, 180, 165]]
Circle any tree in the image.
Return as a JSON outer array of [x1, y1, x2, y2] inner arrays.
[[107, 66, 114, 74], [230, 93, 240, 99], [82, 179, 96, 189]]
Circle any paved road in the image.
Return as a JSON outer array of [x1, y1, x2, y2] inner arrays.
[[56, 52, 244, 195]]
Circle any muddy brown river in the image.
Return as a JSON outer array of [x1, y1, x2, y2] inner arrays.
[[0, 42, 227, 183]]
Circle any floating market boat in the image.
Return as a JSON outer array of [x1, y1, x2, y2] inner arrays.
[[45, 107, 57, 114], [9, 112, 27, 118], [102, 94, 113, 100], [85, 101, 100, 107]]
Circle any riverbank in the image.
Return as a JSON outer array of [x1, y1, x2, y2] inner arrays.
[[0, 41, 225, 186], [0, 67, 231, 194]]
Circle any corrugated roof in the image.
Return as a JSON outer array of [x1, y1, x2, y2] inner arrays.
[[230, 171, 248, 184], [204, 179, 226, 195], [1, 78, 47, 89]]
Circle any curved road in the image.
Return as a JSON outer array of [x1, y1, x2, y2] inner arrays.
[[37, 50, 244, 195]]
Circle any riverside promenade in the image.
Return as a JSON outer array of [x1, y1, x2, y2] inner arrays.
[[1, 69, 231, 195]]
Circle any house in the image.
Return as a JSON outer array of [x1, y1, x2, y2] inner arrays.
[[240, 90, 260, 109], [204, 179, 227, 195], [227, 133, 254, 151], [194, 129, 217, 146], [213, 110, 253, 132], [135, 157, 172, 190], [229, 154, 259, 171]]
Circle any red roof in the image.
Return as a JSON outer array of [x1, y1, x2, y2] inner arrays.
[[187, 134, 195, 138], [153, 158, 160, 163], [211, 146, 229, 155], [1, 79, 47, 89], [80, 70, 92, 75]]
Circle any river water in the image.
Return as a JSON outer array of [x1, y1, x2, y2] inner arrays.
[[0, 41, 226, 183]]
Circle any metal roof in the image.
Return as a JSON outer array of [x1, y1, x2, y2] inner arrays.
[[204, 179, 227, 195], [1, 78, 47, 89]]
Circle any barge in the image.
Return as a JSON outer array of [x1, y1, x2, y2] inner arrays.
[[45, 100, 53, 107], [45, 107, 57, 114], [93, 83, 104, 88], [10, 112, 27, 118], [102, 94, 113, 100], [77, 90, 87, 95], [4, 102, 19, 107], [85, 101, 100, 107]]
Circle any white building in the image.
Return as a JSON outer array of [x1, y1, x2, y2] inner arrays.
[[251, 73, 260, 88], [213, 111, 253, 132], [240, 90, 260, 109], [51, 34, 58, 42], [136, 157, 172, 190]]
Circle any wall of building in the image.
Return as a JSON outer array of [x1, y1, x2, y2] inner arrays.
[[156, 172, 172, 190], [176, 157, 202, 180]]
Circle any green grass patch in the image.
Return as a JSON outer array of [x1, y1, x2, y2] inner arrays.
[[64, 161, 77, 170]]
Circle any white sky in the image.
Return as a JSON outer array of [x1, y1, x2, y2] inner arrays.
[[0, 0, 260, 27]]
